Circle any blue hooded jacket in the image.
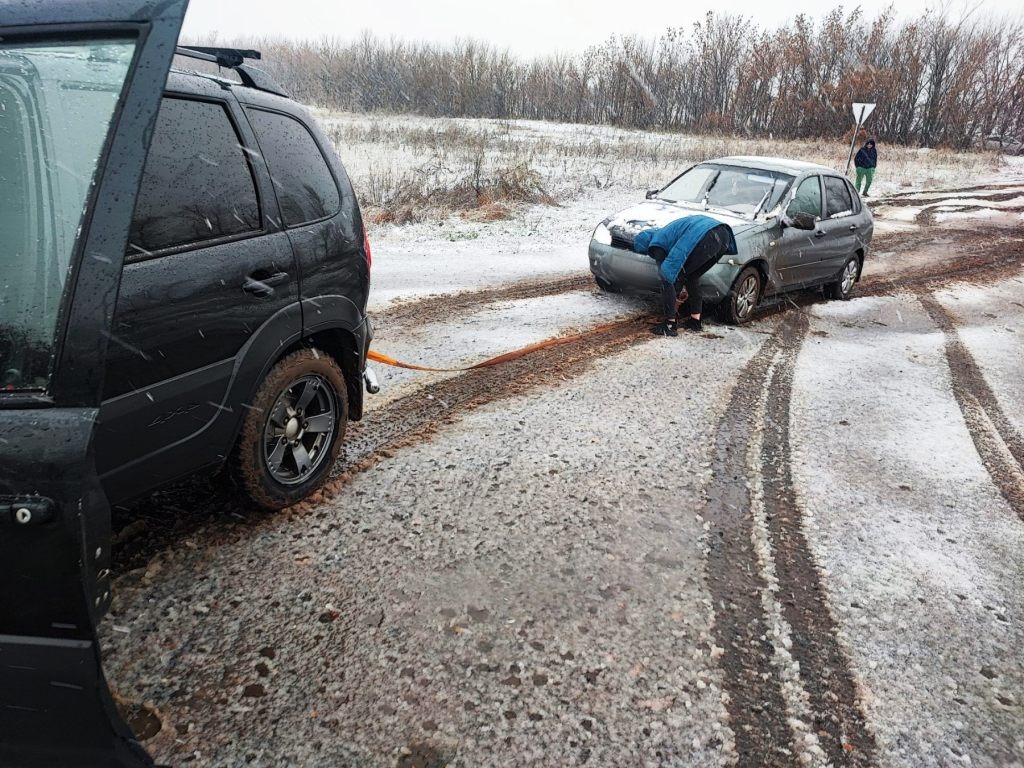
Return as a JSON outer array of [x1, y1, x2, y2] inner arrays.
[[632, 215, 738, 283], [855, 140, 877, 169]]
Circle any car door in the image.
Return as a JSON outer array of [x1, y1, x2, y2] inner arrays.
[[777, 174, 826, 289], [816, 175, 860, 280], [94, 90, 302, 504], [0, 1, 187, 765]]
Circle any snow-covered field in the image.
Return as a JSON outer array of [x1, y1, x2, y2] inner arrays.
[[320, 111, 1011, 223]]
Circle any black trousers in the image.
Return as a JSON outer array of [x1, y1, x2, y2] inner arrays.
[[659, 227, 728, 320]]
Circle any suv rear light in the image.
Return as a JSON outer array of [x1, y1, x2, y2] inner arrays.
[[363, 231, 372, 271]]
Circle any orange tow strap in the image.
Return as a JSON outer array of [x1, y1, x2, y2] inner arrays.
[[367, 320, 629, 373]]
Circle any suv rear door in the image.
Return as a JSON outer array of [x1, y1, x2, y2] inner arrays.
[[0, 1, 187, 765], [95, 84, 302, 504]]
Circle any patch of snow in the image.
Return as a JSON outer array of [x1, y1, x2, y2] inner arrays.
[[874, 206, 921, 223], [791, 294, 1024, 766], [934, 208, 1000, 223]]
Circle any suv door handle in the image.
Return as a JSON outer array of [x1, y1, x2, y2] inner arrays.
[[243, 271, 289, 296]]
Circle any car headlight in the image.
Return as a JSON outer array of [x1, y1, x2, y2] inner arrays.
[[592, 223, 612, 246]]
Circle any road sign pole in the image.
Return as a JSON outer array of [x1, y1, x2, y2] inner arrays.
[[846, 105, 866, 174]]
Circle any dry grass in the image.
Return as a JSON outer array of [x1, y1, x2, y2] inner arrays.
[[322, 113, 1006, 225]]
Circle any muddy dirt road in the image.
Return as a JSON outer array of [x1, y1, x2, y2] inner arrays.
[[104, 181, 1024, 767]]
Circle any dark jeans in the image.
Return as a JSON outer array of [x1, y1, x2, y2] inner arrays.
[[659, 227, 728, 320]]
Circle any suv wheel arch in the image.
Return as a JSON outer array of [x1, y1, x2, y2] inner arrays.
[[278, 328, 364, 421]]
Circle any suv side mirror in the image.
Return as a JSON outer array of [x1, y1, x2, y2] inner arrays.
[[786, 212, 817, 230], [645, 189, 659, 200]]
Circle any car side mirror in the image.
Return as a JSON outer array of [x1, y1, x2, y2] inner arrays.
[[786, 212, 817, 230], [645, 189, 659, 200]]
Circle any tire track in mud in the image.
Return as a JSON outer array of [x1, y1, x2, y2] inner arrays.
[[703, 323, 801, 768], [877, 189, 1024, 208], [375, 273, 594, 329], [704, 311, 875, 767], [878, 182, 1024, 203], [918, 293, 1024, 520], [861, 233, 1024, 295], [759, 313, 877, 766]]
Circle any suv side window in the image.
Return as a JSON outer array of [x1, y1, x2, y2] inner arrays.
[[246, 109, 340, 227], [788, 176, 822, 218], [824, 176, 854, 218], [128, 97, 261, 256]]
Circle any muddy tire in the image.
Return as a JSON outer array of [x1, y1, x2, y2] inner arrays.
[[232, 349, 348, 510], [825, 255, 859, 300], [595, 276, 621, 293], [719, 266, 761, 325]]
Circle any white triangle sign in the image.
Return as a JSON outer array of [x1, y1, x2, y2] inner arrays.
[[852, 103, 876, 123]]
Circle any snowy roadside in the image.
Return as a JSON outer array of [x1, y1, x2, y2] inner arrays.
[[792, 291, 1024, 766]]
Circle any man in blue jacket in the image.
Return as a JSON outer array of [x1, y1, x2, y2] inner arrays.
[[854, 138, 878, 196], [633, 215, 737, 336]]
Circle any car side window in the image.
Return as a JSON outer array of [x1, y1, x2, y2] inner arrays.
[[844, 178, 862, 214], [823, 176, 854, 218], [128, 97, 261, 256], [788, 176, 822, 218], [246, 109, 340, 227]]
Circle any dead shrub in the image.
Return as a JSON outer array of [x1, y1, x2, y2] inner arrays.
[[461, 202, 512, 221], [363, 158, 555, 224]]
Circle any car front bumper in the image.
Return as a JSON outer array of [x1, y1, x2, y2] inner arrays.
[[588, 240, 739, 303]]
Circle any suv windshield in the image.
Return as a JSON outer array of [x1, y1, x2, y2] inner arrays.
[[0, 39, 135, 392], [658, 163, 794, 215]]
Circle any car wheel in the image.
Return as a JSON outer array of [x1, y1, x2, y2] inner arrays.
[[720, 267, 761, 325], [825, 256, 859, 300], [233, 348, 348, 510], [595, 276, 621, 293]]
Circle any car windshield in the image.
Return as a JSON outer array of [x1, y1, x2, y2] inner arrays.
[[0, 39, 135, 392], [658, 163, 794, 215]]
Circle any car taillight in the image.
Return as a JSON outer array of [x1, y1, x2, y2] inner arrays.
[[363, 231, 372, 271]]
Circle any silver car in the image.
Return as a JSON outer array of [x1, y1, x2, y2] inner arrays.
[[588, 156, 874, 323]]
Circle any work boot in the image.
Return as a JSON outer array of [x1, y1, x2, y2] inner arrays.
[[682, 317, 703, 333], [650, 320, 678, 337]]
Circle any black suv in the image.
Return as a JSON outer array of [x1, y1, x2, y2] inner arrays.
[[44, 48, 373, 510], [1, 3, 371, 762]]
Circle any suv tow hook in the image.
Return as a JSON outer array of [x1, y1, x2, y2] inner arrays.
[[364, 366, 381, 394]]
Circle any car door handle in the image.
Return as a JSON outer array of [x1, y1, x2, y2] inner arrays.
[[243, 271, 289, 296], [814, 230, 827, 238], [849, 224, 858, 231]]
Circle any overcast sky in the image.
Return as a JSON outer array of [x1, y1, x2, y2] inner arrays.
[[182, 0, 1021, 57]]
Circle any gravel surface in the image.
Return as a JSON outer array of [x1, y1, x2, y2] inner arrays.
[[101, 176, 1024, 767]]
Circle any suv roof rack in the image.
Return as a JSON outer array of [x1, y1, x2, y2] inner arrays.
[[174, 46, 288, 98]]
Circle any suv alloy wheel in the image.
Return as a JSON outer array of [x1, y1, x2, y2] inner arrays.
[[234, 349, 348, 509]]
